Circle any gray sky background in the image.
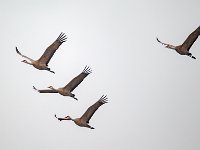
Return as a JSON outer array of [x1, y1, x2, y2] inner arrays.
[[1, 0, 200, 150]]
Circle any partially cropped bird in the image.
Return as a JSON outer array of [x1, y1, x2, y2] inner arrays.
[[33, 66, 92, 100], [55, 95, 108, 129], [16, 32, 67, 73], [157, 26, 200, 59]]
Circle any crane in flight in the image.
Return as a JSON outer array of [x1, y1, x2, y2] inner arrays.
[[33, 66, 92, 100], [16, 32, 67, 73], [157, 26, 200, 59], [55, 95, 108, 129]]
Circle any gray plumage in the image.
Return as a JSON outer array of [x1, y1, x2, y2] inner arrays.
[[16, 32, 67, 73], [33, 66, 92, 100], [55, 95, 108, 129], [157, 26, 200, 59]]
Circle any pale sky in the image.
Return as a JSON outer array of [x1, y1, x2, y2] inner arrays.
[[1, 0, 200, 150]]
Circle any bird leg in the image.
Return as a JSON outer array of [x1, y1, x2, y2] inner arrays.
[[192, 56, 196, 59], [187, 53, 196, 59], [88, 125, 95, 129], [70, 93, 78, 100], [72, 95, 78, 101], [46, 68, 55, 74], [73, 97, 78, 100]]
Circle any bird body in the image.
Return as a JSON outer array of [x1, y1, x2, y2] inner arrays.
[[33, 66, 92, 100], [175, 46, 188, 55], [53, 86, 75, 97], [16, 32, 67, 73], [157, 26, 200, 59], [55, 95, 108, 129]]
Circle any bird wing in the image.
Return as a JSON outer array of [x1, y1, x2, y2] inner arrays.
[[38, 33, 67, 65], [64, 66, 92, 92], [80, 95, 108, 123], [181, 26, 200, 51], [33, 86, 58, 93]]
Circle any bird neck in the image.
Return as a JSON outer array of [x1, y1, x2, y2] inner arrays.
[[166, 44, 176, 50], [23, 60, 33, 65], [59, 116, 73, 121], [67, 116, 75, 121], [72, 118, 80, 124], [49, 86, 57, 91]]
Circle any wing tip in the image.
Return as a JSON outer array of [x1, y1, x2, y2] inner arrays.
[[100, 95, 108, 104], [58, 32, 67, 43], [83, 65, 92, 74]]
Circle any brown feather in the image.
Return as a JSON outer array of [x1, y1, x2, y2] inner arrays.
[[64, 66, 92, 92], [181, 26, 200, 51], [80, 95, 108, 123], [38, 33, 67, 65]]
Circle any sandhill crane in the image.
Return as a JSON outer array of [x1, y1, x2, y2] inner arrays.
[[33, 66, 92, 100], [157, 26, 200, 59], [55, 95, 108, 129], [16, 32, 67, 73]]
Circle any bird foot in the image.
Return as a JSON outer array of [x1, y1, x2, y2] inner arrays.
[[192, 56, 196, 59], [47, 68, 55, 74], [33, 86, 39, 92]]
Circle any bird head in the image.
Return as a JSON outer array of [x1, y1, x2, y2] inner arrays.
[[21, 60, 30, 64], [64, 116, 72, 120], [48, 86, 54, 90]]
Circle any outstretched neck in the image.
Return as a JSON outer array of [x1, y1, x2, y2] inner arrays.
[[166, 44, 176, 50], [22, 60, 33, 65], [48, 86, 57, 91], [55, 115, 73, 121]]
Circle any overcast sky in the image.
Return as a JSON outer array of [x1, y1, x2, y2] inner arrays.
[[1, 0, 200, 150]]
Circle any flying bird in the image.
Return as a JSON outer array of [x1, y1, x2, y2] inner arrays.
[[157, 26, 200, 59], [16, 32, 67, 73], [55, 95, 108, 129], [33, 66, 92, 100]]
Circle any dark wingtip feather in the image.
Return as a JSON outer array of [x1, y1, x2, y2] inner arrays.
[[100, 95, 108, 104], [83, 65, 92, 74], [58, 32, 67, 42]]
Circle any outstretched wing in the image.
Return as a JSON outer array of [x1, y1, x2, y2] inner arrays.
[[80, 95, 108, 123], [64, 66, 92, 92], [33, 86, 58, 93], [181, 26, 200, 51], [38, 33, 67, 65]]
